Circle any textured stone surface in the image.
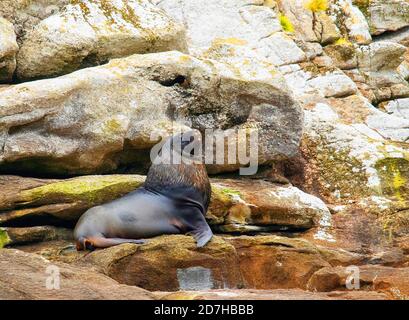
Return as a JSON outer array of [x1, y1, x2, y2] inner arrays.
[[307, 265, 409, 299], [0, 175, 328, 232], [157, 288, 388, 300], [0, 51, 302, 175], [358, 0, 409, 35], [0, 175, 145, 226], [154, 0, 306, 65], [16, 0, 187, 80], [0, 248, 154, 300], [0, 17, 18, 83], [0, 226, 72, 247]]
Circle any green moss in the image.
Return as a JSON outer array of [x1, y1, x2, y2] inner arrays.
[[220, 188, 242, 197], [20, 175, 144, 206], [279, 14, 295, 33], [0, 228, 11, 248], [375, 158, 409, 202]]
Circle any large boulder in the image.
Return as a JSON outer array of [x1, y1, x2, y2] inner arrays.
[[209, 179, 333, 240], [0, 51, 303, 175], [355, 0, 409, 35], [0, 17, 18, 83], [307, 265, 409, 299], [16, 0, 187, 80], [0, 248, 154, 299], [153, 0, 307, 66]]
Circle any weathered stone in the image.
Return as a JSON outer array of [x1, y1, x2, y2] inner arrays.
[[0, 17, 18, 83], [0, 226, 72, 247], [298, 102, 409, 204], [80, 236, 244, 291], [330, 0, 372, 44], [225, 236, 331, 290], [307, 265, 409, 299], [0, 248, 154, 300], [24, 235, 347, 291], [0, 51, 303, 175], [277, 0, 341, 45], [0, 0, 69, 43], [157, 288, 388, 300], [0, 175, 145, 226], [16, 0, 187, 80], [0, 175, 329, 234], [357, 42, 407, 72], [276, 0, 318, 42], [356, 0, 409, 36], [209, 179, 331, 233], [15, 240, 86, 264], [382, 98, 409, 119], [281, 61, 357, 100], [153, 0, 306, 66], [324, 43, 358, 70]]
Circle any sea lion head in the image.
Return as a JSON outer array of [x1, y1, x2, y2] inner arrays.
[[161, 129, 203, 163]]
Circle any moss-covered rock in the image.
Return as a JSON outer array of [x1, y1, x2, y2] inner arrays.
[[1, 175, 328, 234], [0, 175, 145, 225], [1, 226, 73, 246]]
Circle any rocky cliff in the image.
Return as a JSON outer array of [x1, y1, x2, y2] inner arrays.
[[1, 0, 409, 300]]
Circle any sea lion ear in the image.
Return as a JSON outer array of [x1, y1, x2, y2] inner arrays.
[[190, 226, 213, 248]]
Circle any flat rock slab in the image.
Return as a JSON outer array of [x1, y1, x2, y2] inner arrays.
[[156, 288, 388, 300], [0, 226, 72, 247], [0, 248, 154, 300]]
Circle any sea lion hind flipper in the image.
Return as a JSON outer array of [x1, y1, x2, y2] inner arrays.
[[188, 225, 213, 248], [78, 236, 146, 250]]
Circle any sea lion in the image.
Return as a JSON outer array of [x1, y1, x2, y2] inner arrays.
[[74, 130, 213, 250]]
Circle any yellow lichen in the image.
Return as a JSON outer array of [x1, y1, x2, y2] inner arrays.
[[213, 38, 248, 46], [279, 14, 295, 33], [375, 158, 409, 203], [334, 37, 352, 46], [0, 228, 11, 249], [305, 0, 328, 12]]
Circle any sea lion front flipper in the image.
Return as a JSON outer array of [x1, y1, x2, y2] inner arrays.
[[187, 218, 213, 248]]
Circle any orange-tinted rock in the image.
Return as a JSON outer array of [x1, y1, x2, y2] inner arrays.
[[0, 248, 153, 300], [307, 265, 409, 299], [226, 236, 331, 289], [81, 235, 244, 292], [157, 289, 388, 300]]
